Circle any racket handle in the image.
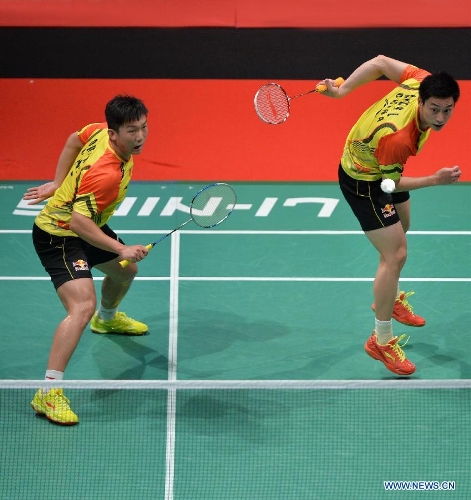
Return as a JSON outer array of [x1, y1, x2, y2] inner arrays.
[[119, 243, 154, 268], [316, 77, 344, 93]]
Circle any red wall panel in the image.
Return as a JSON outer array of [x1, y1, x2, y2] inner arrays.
[[1, 78, 469, 182], [1, 0, 470, 27]]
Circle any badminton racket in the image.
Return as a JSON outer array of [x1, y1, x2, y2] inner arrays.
[[119, 182, 237, 268], [254, 77, 344, 125]]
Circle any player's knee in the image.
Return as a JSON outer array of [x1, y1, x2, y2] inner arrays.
[[113, 261, 138, 283], [83, 298, 97, 320], [124, 262, 138, 280], [395, 246, 408, 270], [103, 261, 139, 283], [70, 298, 96, 325], [383, 245, 407, 271]]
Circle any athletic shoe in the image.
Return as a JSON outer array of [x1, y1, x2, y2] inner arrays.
[[90, 311, 148, 335], [31, 388, 79, 425], [372, 291, 426, 327], [364, 332, 416, 376]]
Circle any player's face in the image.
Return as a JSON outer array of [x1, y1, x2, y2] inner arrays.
[[109, 115, 148, 160], [418, 97, 455, 132]]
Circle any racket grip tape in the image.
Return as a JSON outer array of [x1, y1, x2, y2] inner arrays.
[[119, 243, 154, 268], [316, 77, 344, 93]]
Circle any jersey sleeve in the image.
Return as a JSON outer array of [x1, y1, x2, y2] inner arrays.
[[76, 122, 107, 146], [400, 65, 431, 84]]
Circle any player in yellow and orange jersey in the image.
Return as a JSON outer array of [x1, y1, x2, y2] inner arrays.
[[320, 55, 461, 376], [24, 95, 151, 424]]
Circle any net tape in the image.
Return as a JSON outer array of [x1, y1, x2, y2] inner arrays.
[[2, 379, 470, 390]]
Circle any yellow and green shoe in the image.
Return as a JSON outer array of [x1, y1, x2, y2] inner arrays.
[[90, 311, 148, 335], [31, 388, 79, 425]]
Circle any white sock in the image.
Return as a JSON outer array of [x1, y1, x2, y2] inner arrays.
[[374, 318, 393, 345], [44, 369, 63, 393], [98, 304, 118, 321]]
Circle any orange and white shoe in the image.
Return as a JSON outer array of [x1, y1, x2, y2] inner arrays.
[[364, 332, 416, 376], [372, 291, 425, 327]]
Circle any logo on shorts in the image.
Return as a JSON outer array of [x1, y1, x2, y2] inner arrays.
[[73, 259, 89, 271], [381, 203, 396, 218]]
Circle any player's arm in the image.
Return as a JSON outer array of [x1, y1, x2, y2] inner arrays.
[[69, 211, 149, 262], [23, 132, 83, 205], [321, 55, 409, 98], [394, 166, 462, 192]]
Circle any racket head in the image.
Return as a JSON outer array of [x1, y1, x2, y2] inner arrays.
[[190, 183, 237, 228], [254, 83, 290, 125]]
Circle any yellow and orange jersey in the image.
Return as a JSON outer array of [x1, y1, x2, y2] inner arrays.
[[341, 65, 431, 181], [35, 122, 133, 236]]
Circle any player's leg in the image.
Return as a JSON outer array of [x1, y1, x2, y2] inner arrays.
[[50, 278, 97, 371], [375, 196, 425, 327], [364, 223, 415, 375], [31, 280, 95, 425], [31, 225, 95, 424], [337, 167, 415, 375], [91, 257, 148, 335], [395, 197, 411, 233], [95, 257, 137, 311], [366, 223, 407, 323], [87, 225, 148, 335]]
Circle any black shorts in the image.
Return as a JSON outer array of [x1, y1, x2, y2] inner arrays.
[[338, 164, 410, 232], [32, 223, 125, 290]]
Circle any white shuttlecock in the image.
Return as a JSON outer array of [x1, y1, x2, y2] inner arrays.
[[380, 178, 395, 193]]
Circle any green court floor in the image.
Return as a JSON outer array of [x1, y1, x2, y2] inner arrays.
[[1, 181, 470, 499]]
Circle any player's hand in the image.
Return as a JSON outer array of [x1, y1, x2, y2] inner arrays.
[[23, 181, 58, 205], [119, 245, 149, 264], [434, 165, 462, 185], [317, 79, 344, 98]]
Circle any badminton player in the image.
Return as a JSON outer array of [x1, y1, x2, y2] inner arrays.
[[320, 55, 461, 375], [23, 95, 151, 424]]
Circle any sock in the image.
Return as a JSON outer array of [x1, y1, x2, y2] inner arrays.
[[44, 369, 63, 393], [374, 318, 393, 345], [98, 304, 118, 321]]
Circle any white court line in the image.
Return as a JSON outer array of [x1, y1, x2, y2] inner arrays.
[[1, 277, 470, 282], [1, 229, 471, 235], [180, 277, 471, 282], [164, 232, 180, 500], [168, 231, 180, 381]]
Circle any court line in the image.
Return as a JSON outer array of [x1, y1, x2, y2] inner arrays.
[[1, 277, 470, 282], [2, 229, 471, 235], [179, 277, 471, 282], [165, 232, 180, 500], [168, 232, 180, 380]]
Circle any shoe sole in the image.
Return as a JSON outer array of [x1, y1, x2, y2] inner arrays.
[[45, 416, 79, 426], [364, 344, 416, 376], [90, 328, 147, 335], [31, 401, 79, 425], [392, 317, 425, 327], [32, 404, 78, 425]]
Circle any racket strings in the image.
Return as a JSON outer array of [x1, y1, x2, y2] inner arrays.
[[190, 184, 236, 228], [254, 84, 290, 125]]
